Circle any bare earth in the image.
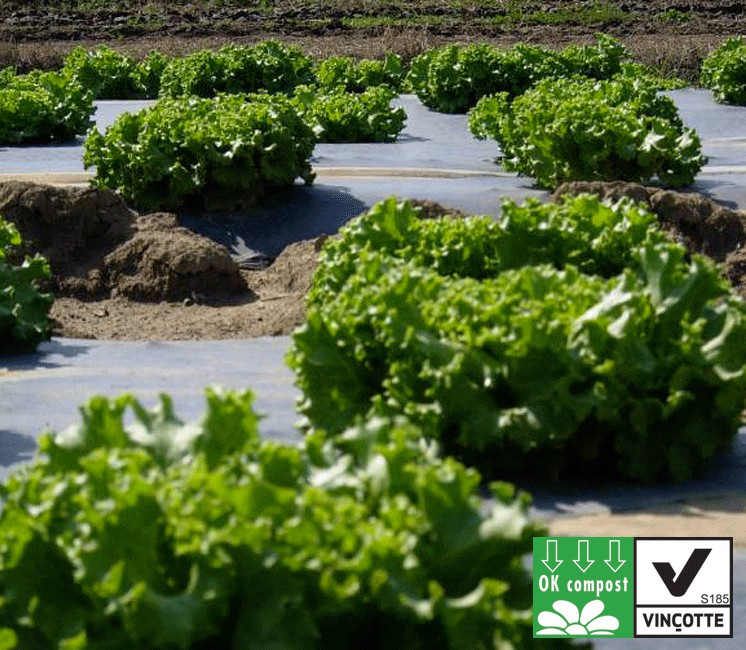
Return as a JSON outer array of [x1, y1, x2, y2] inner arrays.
[[51, 238, 321, 340], [550, 495, 746, 547]]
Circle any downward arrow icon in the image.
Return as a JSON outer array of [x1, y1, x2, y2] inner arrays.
[[574, 539, 594, 573], [542, 540, 563, 573], [605, 539, 625, 573]]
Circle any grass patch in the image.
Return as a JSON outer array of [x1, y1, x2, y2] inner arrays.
[[657, 8, 690, 24], [502, 1, 631, 26], [341, 15, 451, 30], [341, 2, 630, 30]]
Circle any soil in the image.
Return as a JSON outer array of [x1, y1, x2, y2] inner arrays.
[[103, 213, 246, 301], [0, 180, 324, 340], [0, 181, 248, 302], [549, 494, 746, 547], [1, 1, 741, 43], [52, 237, 324, 340], [0, 1, 744, 82], [0, 181, 135, 281], [5, 181, 746, 341], [551, 181, 746, 297]]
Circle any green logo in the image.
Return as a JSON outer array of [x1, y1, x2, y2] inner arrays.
[[533, 537, 634, 638]]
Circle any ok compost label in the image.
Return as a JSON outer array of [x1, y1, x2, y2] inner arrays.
[[532, 536, 733, 638]]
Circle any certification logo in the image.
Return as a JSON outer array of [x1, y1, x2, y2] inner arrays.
[[533, 537, 733, 639], [533, 537, 634, 638], [635, 537, 733, 638]]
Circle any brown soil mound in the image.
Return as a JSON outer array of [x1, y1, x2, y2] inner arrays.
[[247, 236, 327, 297], [104, 213, 246, 301], [46, 199, 465, 340], [0, 181, 134, 281], [51, 234, 329, 341], [723, 248, 746, 297], [0, 181, 246, 302], [552, 181, 746, 296]]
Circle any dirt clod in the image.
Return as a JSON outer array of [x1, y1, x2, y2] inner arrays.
[[723, 248, 746, 297], [246, 237, 323, 297], [409, 199, 466, 220], [104, 213, 247, 301]]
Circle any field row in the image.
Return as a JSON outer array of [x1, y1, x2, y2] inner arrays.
[[4, 36, 746, 349]]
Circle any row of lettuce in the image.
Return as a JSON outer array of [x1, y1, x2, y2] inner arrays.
[[1, 35, 625, 147], [6, 34, 746, 106], [2, 35, 745, 149], [4, 40, 407, 147], [1, 192, 745, 646], [83, 88, 406, 211], [37, 35, 707, 211], [84, 78, 705, 212], [0, 65, 406, 148]]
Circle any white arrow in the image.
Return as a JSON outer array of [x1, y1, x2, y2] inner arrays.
[[605, 539, 626, 573], [542, 539, 563, 573], [574, 539, 594, 573]]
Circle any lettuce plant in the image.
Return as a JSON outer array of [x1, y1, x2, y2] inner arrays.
[[405, 43, 519, 113], [309, 193, 668, 305], [0, 388, 565, 649], [469, 76, 704, 188], [84, 93, 315, 211], [290, 197, 746, 482], [293, 85, 406, 142], [63, 45, 139, 99], [0, 70, 94, 144], [315, 53, 405, 93], [0, 216, 53, 352], [701, 36, 746, 105], [159, 41, 314, 98]]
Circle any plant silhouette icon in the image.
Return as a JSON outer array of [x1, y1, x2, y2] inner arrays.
[[653, 548, 711, 597], [536, 599, 620, 636]]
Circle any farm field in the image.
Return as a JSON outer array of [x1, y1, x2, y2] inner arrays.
[[1, 1, 744, 82], [1, 3, 746, 648]]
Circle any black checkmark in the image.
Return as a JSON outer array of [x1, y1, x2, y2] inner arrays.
[[653, 548, 712, 597]]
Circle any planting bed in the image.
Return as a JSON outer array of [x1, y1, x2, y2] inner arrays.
[[0, 1, 743, 90]]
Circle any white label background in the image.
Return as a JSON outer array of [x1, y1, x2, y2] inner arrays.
[[635, 539, 731, 607]]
